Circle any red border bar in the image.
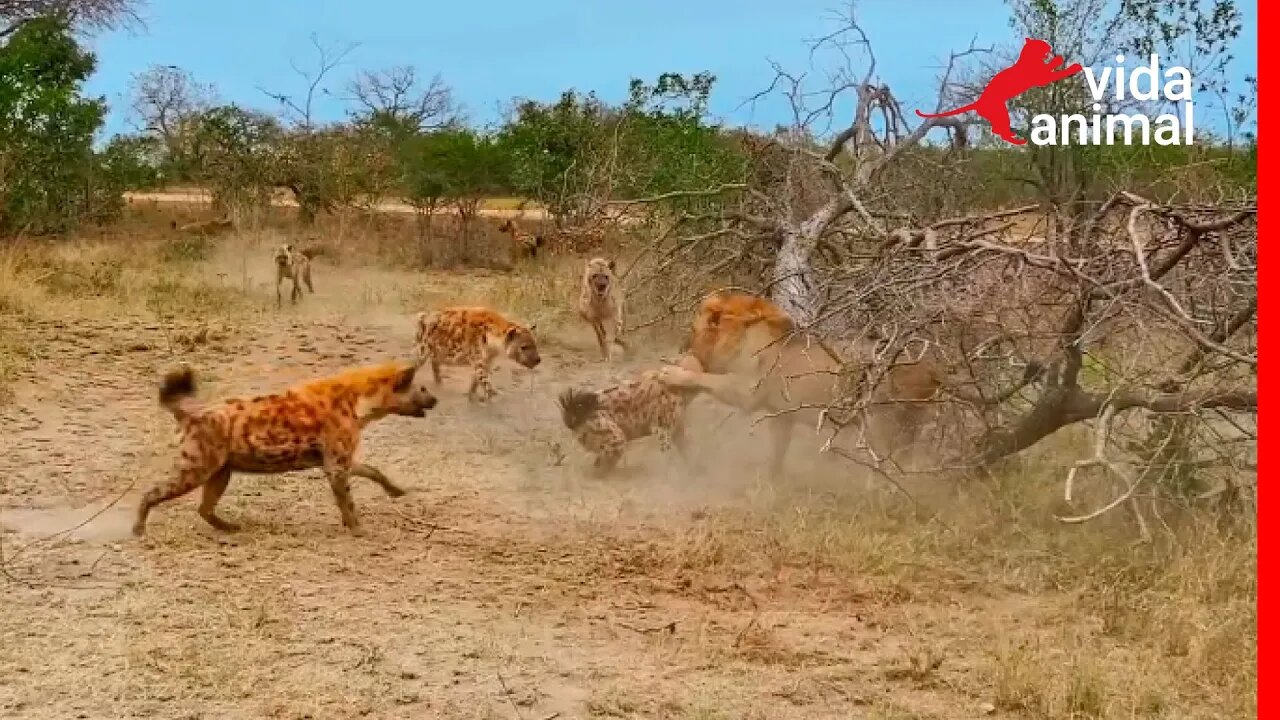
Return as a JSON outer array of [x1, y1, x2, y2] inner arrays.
[[1258, 0, 1270, 717]]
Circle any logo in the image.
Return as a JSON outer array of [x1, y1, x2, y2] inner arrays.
[[916, 38, 1194, 147]]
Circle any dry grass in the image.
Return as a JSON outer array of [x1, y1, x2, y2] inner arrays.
[[0, 203, 1256, 719], [586, 460, 1255, 715], [125, 189, 548, 220]]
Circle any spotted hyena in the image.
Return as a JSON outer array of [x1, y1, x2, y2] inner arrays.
[[414, 306, 542, 402], [577, 257, 626, 361], [274, 244, 315, 307], [557, 355, 704, 476], [497, 219, 545, 260], [133, 361, 438, 537]]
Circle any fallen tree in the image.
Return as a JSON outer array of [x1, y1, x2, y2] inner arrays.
[[623, 6, 1256, 536]]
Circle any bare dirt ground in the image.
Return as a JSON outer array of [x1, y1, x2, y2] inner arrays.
[[0, 220, 1254, 719]]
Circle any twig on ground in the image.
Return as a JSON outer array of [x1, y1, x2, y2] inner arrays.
[[732, 581, 762, 648], [617, 620, 678, 635], [496, 669, 527, 720]]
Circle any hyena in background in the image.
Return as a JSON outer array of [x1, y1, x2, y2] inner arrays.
[[577, 257, 626, 361], [414, 306, 542, 402], [497, 219, 545, 260], [274, 244, 316, 307]]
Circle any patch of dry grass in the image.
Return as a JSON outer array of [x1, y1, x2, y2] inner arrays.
[[580, 439, 1255, 719], [0, 228, 250, 321], [0, 324, 31, 404]]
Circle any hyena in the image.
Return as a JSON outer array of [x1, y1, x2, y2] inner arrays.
[[274, 244, 316, 307], [557, 355, 704, 476], [577, 257, 626, 361], [414, 306, 542, 402], [133, 361, 437, 537]]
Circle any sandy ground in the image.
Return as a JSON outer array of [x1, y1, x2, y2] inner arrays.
[[0, 239, 1061, 720]]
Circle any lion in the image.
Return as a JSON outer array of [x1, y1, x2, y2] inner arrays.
[[654, 291, 943, 477]]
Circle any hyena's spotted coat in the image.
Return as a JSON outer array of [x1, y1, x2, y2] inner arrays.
[[134, 362, 437, 537], [557, 356, 704, 476], [414, 306, 542, 403], [497, 219, 545, 260], [274, 244, 315, 307], [577, 257, 626, 361]]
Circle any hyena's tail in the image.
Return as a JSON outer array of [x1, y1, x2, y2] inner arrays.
[[557, 388, 599, 431], [159, 365, 201, 421]]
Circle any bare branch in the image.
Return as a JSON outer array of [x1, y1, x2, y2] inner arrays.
[[0, 0, 142, 36], [346, 65, 457, 132], [261, 33, 360, 131]]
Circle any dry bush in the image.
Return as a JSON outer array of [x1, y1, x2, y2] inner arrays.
[[584, 24, 1255, 708], [613, 7, 1255, 551]]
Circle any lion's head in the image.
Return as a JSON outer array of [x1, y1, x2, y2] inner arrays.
[[685, 290, 795, 374]]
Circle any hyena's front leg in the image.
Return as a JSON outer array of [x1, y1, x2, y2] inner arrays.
[[591, 319, 610, 361], [589, 421, 627, 477], [415, 344, 443, 386], [275, 269, 284, 308], [303, 264, 315, 293], [654, 424, 680, 479], [467, 354, 496, 402], [611, 320, 627, 352], [612, 300, 627, 350], [291, 275, 303, 304]]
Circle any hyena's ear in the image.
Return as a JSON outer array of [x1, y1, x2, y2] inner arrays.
[[505, 326, 520, 342], [393, 365, 416, 392], [608, 259, 616, 273]]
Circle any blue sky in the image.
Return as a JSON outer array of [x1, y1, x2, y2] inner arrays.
[[83, 0, 1257, 139]]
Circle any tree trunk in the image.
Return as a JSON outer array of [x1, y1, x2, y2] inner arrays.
[[771, 227, 818, 327]]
